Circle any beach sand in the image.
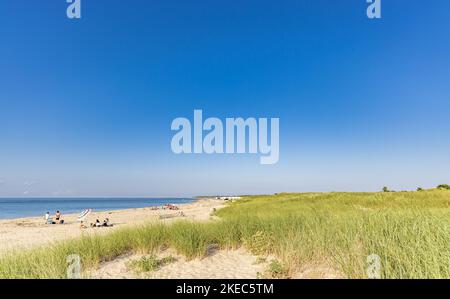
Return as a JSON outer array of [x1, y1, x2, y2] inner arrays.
[[0, 199, 223, 255], [89, 248, 267, 279]]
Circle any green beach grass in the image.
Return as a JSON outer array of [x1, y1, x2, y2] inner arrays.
[[0, 190, 449, 278]]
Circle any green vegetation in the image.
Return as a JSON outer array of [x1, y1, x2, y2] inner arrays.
[[0, 190, 449, 278], [128, 255, 176, 273], [437, 184, 450, 190], [243, 231, 273, 256], [266, 260, 288, 278]]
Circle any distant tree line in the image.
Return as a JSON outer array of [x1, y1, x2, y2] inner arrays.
[[437, 184, 450, 190], [381, 184, 450, 192]]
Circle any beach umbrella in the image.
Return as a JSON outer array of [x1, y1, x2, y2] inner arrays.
[[77, 209, 92, 222]]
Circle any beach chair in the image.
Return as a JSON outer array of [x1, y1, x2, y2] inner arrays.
[[77, 209, 92, 222]]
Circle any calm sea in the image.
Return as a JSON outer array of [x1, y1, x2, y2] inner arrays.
[[0, 198, 195, 220]]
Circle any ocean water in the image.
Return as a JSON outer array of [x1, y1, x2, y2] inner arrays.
[[0, 198, 195, 220]]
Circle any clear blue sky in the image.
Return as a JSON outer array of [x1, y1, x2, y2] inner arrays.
[[1, 1, 449, 197]]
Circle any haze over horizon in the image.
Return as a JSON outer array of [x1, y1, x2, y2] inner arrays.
[[1, 1, 450, 197]]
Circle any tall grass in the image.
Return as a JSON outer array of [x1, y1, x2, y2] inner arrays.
[[0, 190, 449, 278]]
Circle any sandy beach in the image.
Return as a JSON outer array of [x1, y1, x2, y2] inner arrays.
[[0, 199, 224, 255]]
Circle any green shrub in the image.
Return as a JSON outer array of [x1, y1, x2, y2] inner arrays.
[[437, 184, 450, 190], [128, 255, 176, 273], [266, 260, 288, 278], [243, 231, 273, 256]]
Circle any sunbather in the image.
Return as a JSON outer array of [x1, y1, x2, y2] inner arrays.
[[103, 218, 113, 227], [80, 221, 87, 229], [54, 210, 65, 224], [90, 219, 102, 227]]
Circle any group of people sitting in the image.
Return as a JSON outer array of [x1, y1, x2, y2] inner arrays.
[[44, 211, 64, 224], [90, 218, 113, 228], [45, 210, 113, 228], [162, 204, 179, 210]]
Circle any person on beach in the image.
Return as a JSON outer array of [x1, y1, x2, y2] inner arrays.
[[44, 212, 56, 224], [54, 211, 65, 224], [80, 221, 87, 229], [103, 218, 111, 227], [91, 219, 102, 227]]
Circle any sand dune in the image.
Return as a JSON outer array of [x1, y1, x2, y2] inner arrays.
[[90, 248, 267, 279]]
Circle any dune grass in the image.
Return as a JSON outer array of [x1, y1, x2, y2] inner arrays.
[[0, 190, 449, 278], [127, 255, 176, 273]]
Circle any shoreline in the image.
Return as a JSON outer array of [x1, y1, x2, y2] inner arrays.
[[0, 198, 224, 255], [0, 197, 197, 221]]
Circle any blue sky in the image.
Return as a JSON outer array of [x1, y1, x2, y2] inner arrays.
[[1, 0, 449, 197]]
